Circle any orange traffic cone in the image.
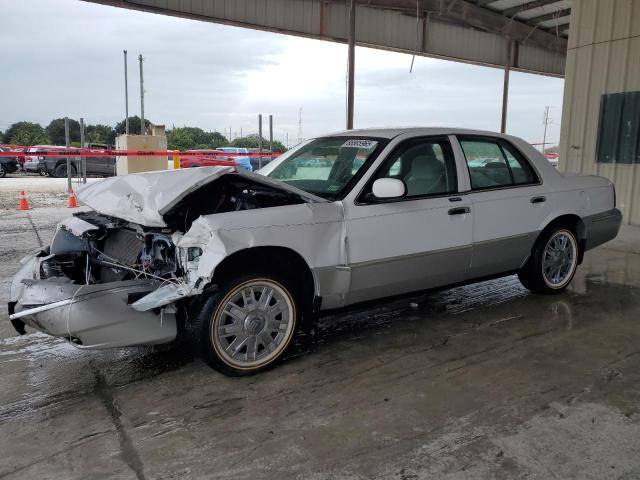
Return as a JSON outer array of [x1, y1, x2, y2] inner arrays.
[[17, 191, 30, 210], [67, 188, 78, 208]]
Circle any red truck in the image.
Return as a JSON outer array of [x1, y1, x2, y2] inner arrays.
[[180, 150, 237, 169]]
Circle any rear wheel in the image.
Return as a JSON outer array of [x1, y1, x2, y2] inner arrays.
[[53, 163, 76, 178], [0, 165, 6, 178], [190, 272, 300, 375], [518, 227, 578, 293]]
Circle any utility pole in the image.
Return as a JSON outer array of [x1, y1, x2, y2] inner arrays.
[[269, 115, 273, 153], [258, 114, 263, 168], [542, 106, 551, 153], [80, 117, 86, 183], [286, 132, 289, 149], [139, 54, 145, 135], [298, 108, 303, 143], [123, 50, 129, 135]]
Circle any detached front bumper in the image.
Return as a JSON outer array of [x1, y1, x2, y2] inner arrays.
[[8, 254, 177, 349]]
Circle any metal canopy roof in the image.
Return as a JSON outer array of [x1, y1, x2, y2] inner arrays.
[[476, 0, 571, 37], [84, 0, 570, 76]]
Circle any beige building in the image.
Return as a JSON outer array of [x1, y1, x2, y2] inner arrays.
[[560, 0, 640, 225]]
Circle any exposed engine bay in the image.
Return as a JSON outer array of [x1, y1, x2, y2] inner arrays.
[[8, 172, 312, 348], [41, 174, 306, 287], [164, 174, 305, 231], [45, 212, 179, 285]]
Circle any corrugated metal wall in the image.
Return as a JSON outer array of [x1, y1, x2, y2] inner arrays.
[[560, 0, 640, 224], [108, 0, 566, 76]]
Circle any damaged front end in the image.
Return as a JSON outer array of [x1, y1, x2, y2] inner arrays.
[[8, 168, 317, 349], [8, 212, 182, 348]]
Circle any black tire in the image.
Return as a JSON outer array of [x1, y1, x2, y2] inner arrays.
[[518, 226, 579, 294], [53, 163, 76, 178], [188, 271, 301, 376], [38, 167, 48, 176], [0, 165, 6, 178]]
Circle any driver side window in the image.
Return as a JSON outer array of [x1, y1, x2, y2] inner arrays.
[[371, 138, 458, 199]]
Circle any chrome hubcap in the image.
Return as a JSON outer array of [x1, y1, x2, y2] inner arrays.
[[213, 280, 294, 368], [542, 231, 576, 287]]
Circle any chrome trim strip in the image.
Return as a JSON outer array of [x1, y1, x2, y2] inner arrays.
[[348, 244, 472, 269], [472, 232, 531, 246], [9, 299, 73, 320]]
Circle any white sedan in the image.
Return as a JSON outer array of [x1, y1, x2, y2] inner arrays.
[[9, 128, 622, 375]]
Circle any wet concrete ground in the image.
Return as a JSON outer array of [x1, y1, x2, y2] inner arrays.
[[1, 206, 639, 479]]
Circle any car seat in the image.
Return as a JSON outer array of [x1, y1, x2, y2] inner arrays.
[[405, 154, 447, 196]]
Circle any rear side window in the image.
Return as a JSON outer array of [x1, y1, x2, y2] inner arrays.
[[459, 138, 537, 190]]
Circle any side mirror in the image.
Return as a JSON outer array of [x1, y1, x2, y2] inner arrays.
[[372, 178, 406, 199]]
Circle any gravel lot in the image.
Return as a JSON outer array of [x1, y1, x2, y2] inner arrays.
[[1, 184, 639, 479], [0, 174, 102, 209]]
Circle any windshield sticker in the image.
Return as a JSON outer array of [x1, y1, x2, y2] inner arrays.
[[342, 139, 378, 149], [327, 184, 341, 192]]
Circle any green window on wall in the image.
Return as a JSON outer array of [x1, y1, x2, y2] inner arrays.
[[596, 91, 640, 164]]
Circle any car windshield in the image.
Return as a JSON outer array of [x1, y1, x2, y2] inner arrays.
[[266, 137, 382, 199]]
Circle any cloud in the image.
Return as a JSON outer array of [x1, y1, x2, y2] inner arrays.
[[0, 0, 564, 146]]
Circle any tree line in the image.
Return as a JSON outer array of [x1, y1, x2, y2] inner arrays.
[[0, 116, 287, 152]]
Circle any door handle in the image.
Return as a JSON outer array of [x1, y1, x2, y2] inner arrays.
[[448, 206, 470, 216], [530, 196, 546, 204]]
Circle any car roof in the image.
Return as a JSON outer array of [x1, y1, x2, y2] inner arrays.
[[322, 127, 514, 140]]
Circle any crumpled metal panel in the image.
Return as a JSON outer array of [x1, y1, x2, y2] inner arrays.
[[175, 201, 346, 294], [11, 256, 176, 348], [76, 166, 234, 227]]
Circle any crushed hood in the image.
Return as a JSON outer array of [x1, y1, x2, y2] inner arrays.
[[76, 167, 234, 227], [76, 166, 326, 228]]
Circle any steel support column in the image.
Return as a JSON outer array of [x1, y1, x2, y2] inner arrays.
[[64, 117, 72, 191], [346, 0, 356, 130], [500, 40, 513, 134]]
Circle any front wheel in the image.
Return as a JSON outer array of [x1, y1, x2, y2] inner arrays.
[[518, 227, 579, 294], [190, 273, 300, 376], [0, 165, 6, 178]]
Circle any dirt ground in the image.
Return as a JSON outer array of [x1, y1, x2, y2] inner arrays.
[[1, 180, 639, 479]]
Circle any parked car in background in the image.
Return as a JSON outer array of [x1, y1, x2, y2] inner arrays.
[[544, 153, 559, 168], [2, 147, 27, 170], [9, 128, 621, 376], [215, 147, 253, 171], [38, 146, 116, 177], [247, 148, 277, 171], [181, 150, 236, 169], [0, 147, 19, 177], [22, 145, 63, 174]]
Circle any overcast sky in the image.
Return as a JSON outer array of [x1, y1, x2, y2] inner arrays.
[[0, 0, 564, 147]]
